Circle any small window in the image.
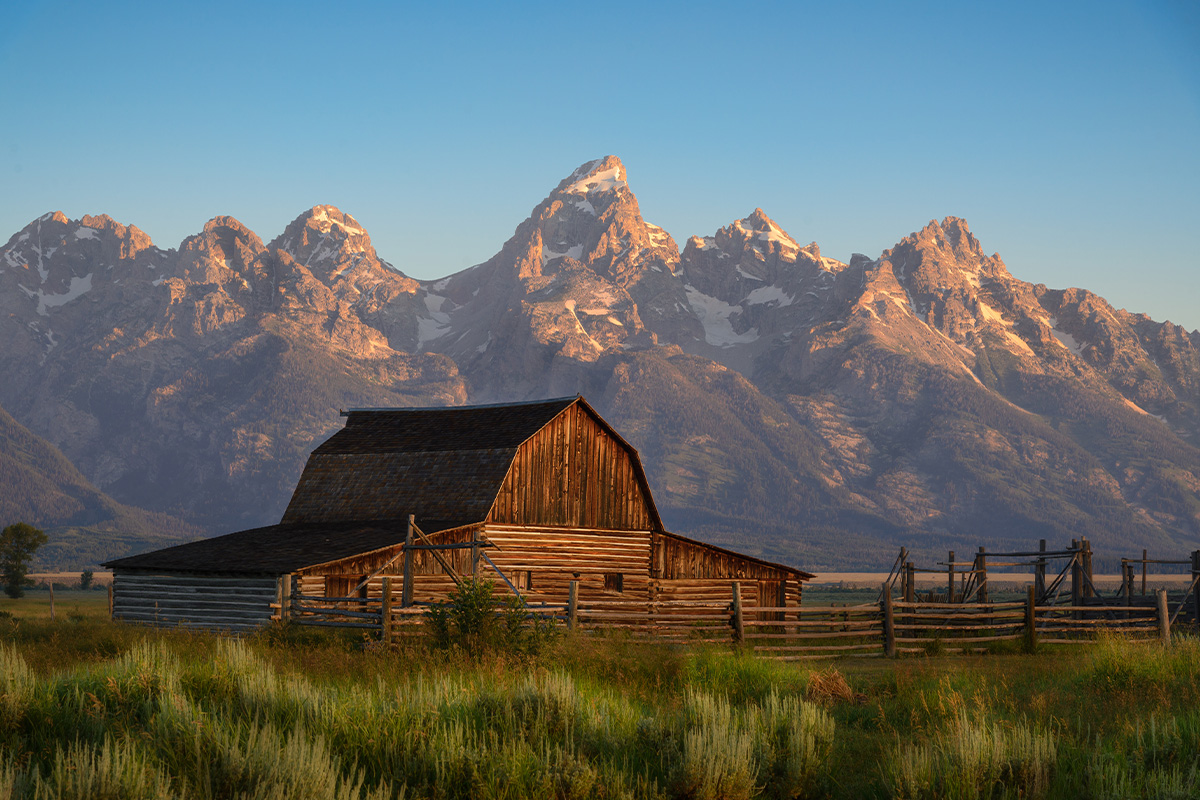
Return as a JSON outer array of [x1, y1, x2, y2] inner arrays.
[[526, 570, 534, 591], [604, 573, 624, 593]]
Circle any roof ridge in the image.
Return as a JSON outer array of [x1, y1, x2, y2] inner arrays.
[[341, 396, 579, 415]]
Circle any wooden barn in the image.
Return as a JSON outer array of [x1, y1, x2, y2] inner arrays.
[[104, 397, 813, 631]]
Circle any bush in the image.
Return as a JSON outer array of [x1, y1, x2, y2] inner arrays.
[[425, 579, 558, 656]]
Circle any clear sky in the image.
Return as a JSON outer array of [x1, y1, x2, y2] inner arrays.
[[3, 0, 1198, 330]]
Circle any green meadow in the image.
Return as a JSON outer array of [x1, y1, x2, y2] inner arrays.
[[1, 591, 1198, 799]]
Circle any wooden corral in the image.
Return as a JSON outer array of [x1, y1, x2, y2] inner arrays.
[[105, 397, 813, 632]]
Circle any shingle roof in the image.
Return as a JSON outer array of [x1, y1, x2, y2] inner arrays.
[[102, 518, 469, 574], [281, 397, 579, 525]]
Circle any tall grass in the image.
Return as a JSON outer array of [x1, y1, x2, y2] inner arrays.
[[884, 711, 1058, 799], [2, 620, 1198, 799]]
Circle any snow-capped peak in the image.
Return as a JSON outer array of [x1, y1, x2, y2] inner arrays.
[[306, 205, 366, 237], [562, 157, 628, 196]]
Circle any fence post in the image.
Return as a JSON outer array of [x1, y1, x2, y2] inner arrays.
[[1082, 538, 1094, 599], [904, 562, 915, 602], [977, 547, 988, 604], [1035, 539, 1046, 601], [731, 582, 745, 645], [882, 582, 896, 658], [1025, 585, 1037, 652], [1142, 548, 1148, 596], [567, 580, 578, 630], [381, 577, 393, 644], [277, 574, 292, 623], [947, 550, 955, 603], [471, 529, 481, 579], [401, 514, 414, 608], [1157, 588, 1171, 646], [1192, 551, 1200, 630], [1070, 539, 1081, 618]]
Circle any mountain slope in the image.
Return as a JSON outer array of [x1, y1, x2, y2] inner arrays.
[[2, 159, 1198, 569], [0, 401, 199, 568]]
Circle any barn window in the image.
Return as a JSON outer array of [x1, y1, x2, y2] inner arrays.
[[604, 573, 624, 593]]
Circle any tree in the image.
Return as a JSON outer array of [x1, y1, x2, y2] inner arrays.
[[1, 522, 48, 599], [79, 569, 94, 591]]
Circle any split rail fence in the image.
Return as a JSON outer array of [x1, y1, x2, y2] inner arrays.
[[272, 576, 1181, 660]]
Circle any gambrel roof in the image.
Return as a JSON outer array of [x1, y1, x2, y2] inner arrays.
[[106, 397, 811, 580], [280, 396, 663, 529]]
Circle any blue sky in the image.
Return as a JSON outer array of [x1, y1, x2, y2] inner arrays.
[[3, 0, 1198, 329]]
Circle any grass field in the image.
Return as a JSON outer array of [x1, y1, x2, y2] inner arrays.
[[2, 585, 1200, 799]]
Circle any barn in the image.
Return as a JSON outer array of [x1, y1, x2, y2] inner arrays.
[[104, 396, 813, 631]]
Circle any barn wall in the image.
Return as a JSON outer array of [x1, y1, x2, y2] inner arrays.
[[488, 403, 656, 530], [483, 524, 652, 605], [111, 571, 277, 631], [288, 526, 806, 615]]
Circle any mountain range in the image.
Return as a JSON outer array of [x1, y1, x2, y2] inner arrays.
[[2, 156, 1198, 569]]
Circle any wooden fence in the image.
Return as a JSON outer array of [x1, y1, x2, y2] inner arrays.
[[274, 578, 1182, 658]]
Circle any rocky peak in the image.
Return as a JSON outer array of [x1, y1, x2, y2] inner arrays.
[[474, 157, 679, 292], [556, 155, 629, 200], [270, 206, 376, 266], [179, 216, 264, 280]]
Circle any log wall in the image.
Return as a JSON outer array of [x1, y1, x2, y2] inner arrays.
[[111, 571, 277, 632]]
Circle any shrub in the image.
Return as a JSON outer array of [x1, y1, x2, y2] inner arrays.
[[425, 579, 558, 656]]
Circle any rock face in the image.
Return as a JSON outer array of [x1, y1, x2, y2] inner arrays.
[[2, 158, 1199, 568], [0, 210, 466, 533]]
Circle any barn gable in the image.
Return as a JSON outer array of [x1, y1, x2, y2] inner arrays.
[[488, 399, 661, 530]]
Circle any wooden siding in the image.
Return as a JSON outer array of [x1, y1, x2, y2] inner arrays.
[[484, 524, 652, 604], [651, 533, 797, 582], [488, 403, 656, 530], [292, 523, 801, 615], [111, 572, 277, 631]]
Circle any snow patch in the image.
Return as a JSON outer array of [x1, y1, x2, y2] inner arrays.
[[979, 300, 1035, 356], [3, 249, 24, 270], [606, 316, 624, 326], [735, 266, 764, 282], [564, 165, 626, 195], [74, 227, 98, 240], [23, 273, 93, 316], [541, 243, 583, 266], [416, 293, 453, 346], [745, 285, 794, 307], [1047, 317, 1084, 355], [17, 232, 29, 242], [573, 199, 596, 215], [683, 284, 760, 347], [310, 207, 365, 236]]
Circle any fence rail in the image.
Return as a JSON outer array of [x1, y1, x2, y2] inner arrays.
[[272, 576, 1185, 659]]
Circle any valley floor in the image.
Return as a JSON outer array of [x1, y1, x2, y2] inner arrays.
[[0, 593, 1198, 799]]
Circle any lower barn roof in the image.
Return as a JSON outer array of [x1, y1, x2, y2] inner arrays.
[[102, 518, 467, 575]]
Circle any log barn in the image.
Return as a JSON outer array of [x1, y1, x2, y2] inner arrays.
[[104, 397, 813, 631]]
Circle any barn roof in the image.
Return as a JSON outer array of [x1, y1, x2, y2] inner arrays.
[[105, 397, 811, 580], [102, 518, 469, 574], [280, 396, 662, 530]]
